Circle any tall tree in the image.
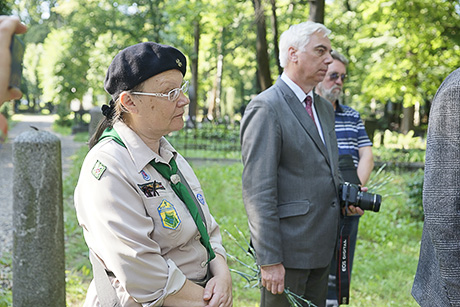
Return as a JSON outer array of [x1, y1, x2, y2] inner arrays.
[[270, 0, 282, 75], [326, 0, 460, 133], [253, 0, 273, 91], [308, 0, 325, 23]]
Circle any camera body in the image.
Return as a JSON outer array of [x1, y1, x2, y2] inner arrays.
[[9, 35, 25, 90], [339, 182, 382, 213]]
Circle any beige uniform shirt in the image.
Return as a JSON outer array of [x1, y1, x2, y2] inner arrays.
[[75, 121, 226, 306]]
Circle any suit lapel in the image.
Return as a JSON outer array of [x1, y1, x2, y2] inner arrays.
[[313, 91, 334, 166], [276, 79, 331, 166]]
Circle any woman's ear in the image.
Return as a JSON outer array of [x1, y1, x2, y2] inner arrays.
[[119, 92, 138, 114]]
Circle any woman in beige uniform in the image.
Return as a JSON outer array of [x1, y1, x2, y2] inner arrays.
[[74, 42, 232, 307]]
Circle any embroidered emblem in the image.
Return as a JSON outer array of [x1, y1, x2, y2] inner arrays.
[[158, 199, 181, 230], [138, 181, 165, 197], [140, 170, 151, 181], [176, 58, 183, 67], [196, 193, 205, 205], [91, 160, 106, 180]]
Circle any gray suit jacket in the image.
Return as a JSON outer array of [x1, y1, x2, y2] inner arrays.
[[240, 78, 342, 269], [412, 68, 460, 306]]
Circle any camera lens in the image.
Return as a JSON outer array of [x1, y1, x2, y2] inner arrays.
[[357, 191, 382, 212]]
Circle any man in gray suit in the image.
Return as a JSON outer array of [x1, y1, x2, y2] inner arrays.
[[240, 21, 362, 307], [412, 67, 460, 306]]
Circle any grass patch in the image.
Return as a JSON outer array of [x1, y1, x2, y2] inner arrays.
[[63, 146, 92, 306], [61, 154, 423, 306]]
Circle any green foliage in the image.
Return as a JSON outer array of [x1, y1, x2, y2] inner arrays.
[[13, 0, 460, 133], [372, 129, 426, 164], [326, 0, 460, 125], [0, 0, 12, 15], [373, 147, 425, 164], [353, 169, 423, 306], [62, 146, 92, 304], [0, 252, 12, 307], [0, 102, 11, 119], [375, 130, 426, 150]]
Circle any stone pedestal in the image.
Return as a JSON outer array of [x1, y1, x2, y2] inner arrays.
[[12, 130, 66, 306]]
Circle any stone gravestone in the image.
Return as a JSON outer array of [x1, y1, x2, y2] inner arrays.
[[12, 130, 66, 306], [89, 106, 103, 140]]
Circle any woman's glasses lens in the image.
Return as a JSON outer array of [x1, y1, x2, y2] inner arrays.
[[168, 81, 189, 101]]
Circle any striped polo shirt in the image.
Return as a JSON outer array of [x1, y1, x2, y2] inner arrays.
[[335, 102, 372, 167]]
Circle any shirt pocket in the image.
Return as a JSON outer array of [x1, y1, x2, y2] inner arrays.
[[143, 191, 185, 240], [278, 200, 311, 219]]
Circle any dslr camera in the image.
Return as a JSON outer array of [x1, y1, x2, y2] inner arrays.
[[339, 182, 382, 213]]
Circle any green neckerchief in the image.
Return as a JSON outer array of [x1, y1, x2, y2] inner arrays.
[[99, 127, 216, 262]]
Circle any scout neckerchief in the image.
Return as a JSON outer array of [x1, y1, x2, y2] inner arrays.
[[99, 127, 216, 263]]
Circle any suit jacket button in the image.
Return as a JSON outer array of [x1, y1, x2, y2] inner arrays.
[[201, 261, 207, 268], [331, 202, 336, 207]]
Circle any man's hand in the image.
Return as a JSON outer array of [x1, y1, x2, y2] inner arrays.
[[343, 186, 368, 216], [260, 263, 285, 295]]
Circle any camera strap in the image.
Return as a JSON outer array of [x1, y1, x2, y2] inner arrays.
[[337, 218, 351, 305]]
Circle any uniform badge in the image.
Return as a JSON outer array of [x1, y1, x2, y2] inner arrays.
[[138, 181, 165, 197], [140, 170, 151, 181], [158, 199, 181, 230], [196, 193, 206, 205], [91, 160, 106, 180]]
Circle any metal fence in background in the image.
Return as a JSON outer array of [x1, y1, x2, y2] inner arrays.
[[166, 121, 241, 159]]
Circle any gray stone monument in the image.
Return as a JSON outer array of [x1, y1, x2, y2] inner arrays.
[[89, 106, 103, 140], [12, 130, 66, 306]]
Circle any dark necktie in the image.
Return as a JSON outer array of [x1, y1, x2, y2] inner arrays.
[[150, 158, 216, 263], [305, 95, 316, 125]]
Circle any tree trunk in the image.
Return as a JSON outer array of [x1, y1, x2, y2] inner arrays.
[[189, 19, 200, 123], [269, 0, 282, 75], [207, 28, 224, 120], [401, 105, 415, 134], [149, 0, 162, 42], [308, 0, 325, 24], [253, 0, 272, 91]]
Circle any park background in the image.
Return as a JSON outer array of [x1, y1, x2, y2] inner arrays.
[[1, 0, 460, 306]]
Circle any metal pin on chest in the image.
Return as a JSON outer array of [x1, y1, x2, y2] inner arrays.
[[170, 174, 181, 185]]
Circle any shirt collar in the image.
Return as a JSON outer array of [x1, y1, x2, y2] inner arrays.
[[281, 72, 314, 103], [113, 121, 177, 172]]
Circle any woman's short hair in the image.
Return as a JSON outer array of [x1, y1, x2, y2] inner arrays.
[[279, 21, 331, 68]]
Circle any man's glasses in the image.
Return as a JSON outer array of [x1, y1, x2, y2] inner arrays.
[[131, 80, 189, 102], [329, 73, 347, 82]]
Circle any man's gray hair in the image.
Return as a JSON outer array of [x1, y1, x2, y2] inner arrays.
[[279, 21, 331, 68], [331, 50, 349, 66]]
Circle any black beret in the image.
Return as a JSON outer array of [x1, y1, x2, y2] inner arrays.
[[104, 42, 187, 100]]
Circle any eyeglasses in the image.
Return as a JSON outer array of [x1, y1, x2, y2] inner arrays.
[[131, 80, 189, 102], [329, 72, 347, 82]]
